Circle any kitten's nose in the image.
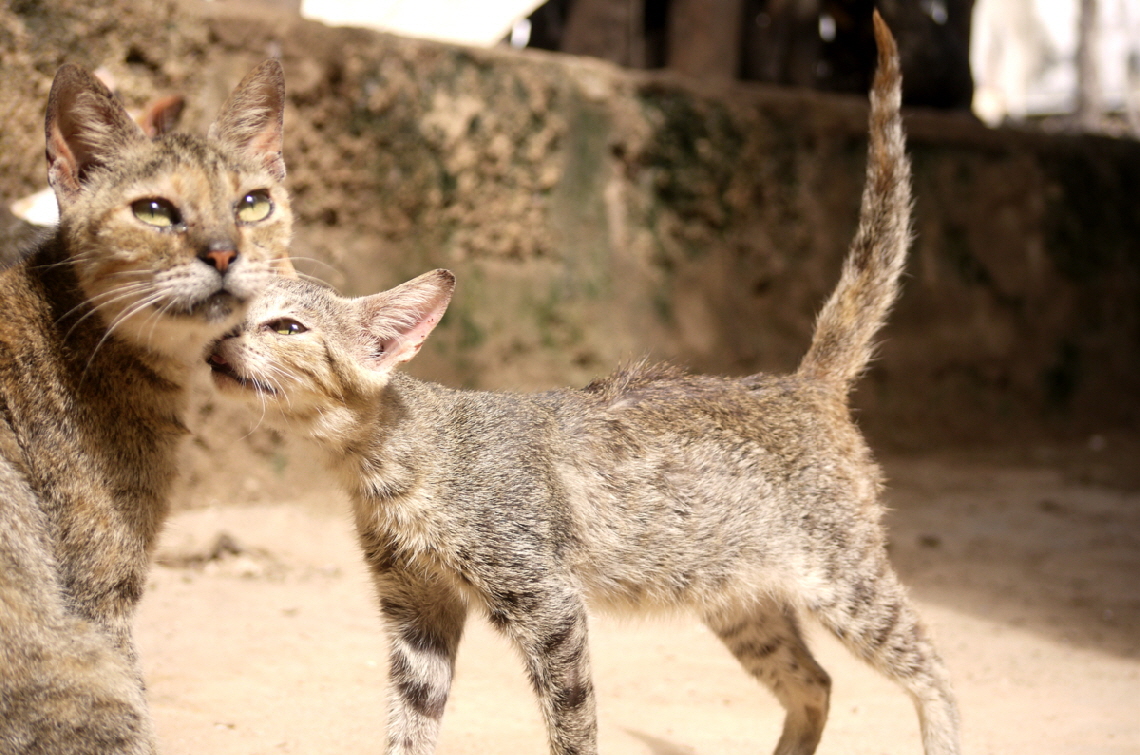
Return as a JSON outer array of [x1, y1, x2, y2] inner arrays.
[[201, 247, 237, 273]]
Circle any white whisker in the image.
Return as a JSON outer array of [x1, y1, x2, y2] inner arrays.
[[142, 296, 181, 348], [58, 282, 152, 326], [79, 291, 168, 379], [281, 256, 338, 286]]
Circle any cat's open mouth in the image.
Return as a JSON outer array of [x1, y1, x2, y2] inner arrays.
[[207, 353, 276, 395]]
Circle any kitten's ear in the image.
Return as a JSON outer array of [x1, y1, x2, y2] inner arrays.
[[209, 59, 286, 181], [45, 64, 147, 204], [356, 270, 455, 372], [137, 94, 185, 137]]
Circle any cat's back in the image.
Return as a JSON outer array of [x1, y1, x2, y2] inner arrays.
[[0, 243, 105, 417], [406, 362, 870, 488], [0, 251, 156, 753], [399, 375, 565, 475], [588, 363, 878, 501], [0, 240, 185, 566], [0, 247, 68, 406], [571, 361, 856, 453], [0, 246, 51, 336]]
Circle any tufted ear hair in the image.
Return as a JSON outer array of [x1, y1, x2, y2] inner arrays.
[[45, 64, 147, 206], [208, 59, 286, 181], [353, 270, 455, 373]]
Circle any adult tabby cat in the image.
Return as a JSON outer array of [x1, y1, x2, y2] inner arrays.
[[0, 60, 293, 754]]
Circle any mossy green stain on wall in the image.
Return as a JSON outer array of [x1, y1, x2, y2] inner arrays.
[[634, 84, 748, 255], [532, 284, 585, 350], [547, 92, 614, 300]]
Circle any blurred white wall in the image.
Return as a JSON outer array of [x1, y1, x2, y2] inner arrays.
[[972, 0, 1140, 124], [300, 0, 545, 46]]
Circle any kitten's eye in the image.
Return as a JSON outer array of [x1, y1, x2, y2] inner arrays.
[[236, 190, 272, 223], [265, 318, 307, 336], [132, 198, 181, 228]]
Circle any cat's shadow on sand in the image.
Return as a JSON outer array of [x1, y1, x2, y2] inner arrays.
[[623, 729, 697, 755]]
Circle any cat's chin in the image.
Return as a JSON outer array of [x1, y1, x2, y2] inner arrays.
[[169, 290, 244, 324], [207, 355, 278, 397]]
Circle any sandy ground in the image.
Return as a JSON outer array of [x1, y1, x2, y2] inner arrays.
[[136, 453, 1140, 755]]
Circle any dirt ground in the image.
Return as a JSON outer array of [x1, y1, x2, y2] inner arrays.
[[135, 449, 1140, 755]]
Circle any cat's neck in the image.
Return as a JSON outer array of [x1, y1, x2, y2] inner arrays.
[[305, 372, 438, 496]]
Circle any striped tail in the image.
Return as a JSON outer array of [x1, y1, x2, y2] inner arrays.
[[796, 11, 911, 391]]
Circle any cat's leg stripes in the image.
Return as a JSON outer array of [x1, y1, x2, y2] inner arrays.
[[375, 577, 467, 755], [810, 559, 960, 755], [489, 589, 598, 755], [705, 600, 831, 755]]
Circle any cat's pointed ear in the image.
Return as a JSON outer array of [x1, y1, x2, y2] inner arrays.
[[355, 270, 455, 372], [208, 59, 286, 181], [45, 64, 147, 204], [137, 94, 185, 138]]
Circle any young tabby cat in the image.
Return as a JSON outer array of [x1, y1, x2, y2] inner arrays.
[[210, 16, 958, 755], [0, 61, 292, 753]]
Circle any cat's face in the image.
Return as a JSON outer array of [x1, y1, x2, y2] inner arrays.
[[208, 271, 453, 425], [45, 61, 294, 362]]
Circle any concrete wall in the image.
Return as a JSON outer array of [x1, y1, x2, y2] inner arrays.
[[2, 1, 1137, 504]]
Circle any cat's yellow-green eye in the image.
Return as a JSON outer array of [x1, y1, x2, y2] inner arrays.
[[132, 198, 181, 228], [266, 318, 307, 336], [236, 190, 272, 223]]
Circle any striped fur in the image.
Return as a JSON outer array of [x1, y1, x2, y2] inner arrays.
[[797, 14, 911, 389], [0, 60, 293, 753], [213, 16, 957, 755]]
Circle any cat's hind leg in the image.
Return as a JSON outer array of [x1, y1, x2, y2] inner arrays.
[[808, 556, 959, 755], [704, 600, 831, 755], [372, 569, 468, 755]]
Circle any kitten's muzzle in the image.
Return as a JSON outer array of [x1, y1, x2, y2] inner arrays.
[[208, 351, 277, 395], [218, 324, 242, 341], [207, 352, 237, 379]]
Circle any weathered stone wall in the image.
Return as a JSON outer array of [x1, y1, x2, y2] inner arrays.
[[2, 1, 1137, 505]]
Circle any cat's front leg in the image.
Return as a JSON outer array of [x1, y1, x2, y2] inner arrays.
[[374, 571, 468, 755], [489, 588, 598, 755]]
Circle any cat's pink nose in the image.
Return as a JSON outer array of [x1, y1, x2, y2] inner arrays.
[[205, 248, 236, 272]]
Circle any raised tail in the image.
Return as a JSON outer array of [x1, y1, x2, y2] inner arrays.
[[796, 11, 911, 391]]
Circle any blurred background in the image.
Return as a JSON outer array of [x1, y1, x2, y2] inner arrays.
[[305, 0, 1140, 131], [2, 0, 1136, 467]]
